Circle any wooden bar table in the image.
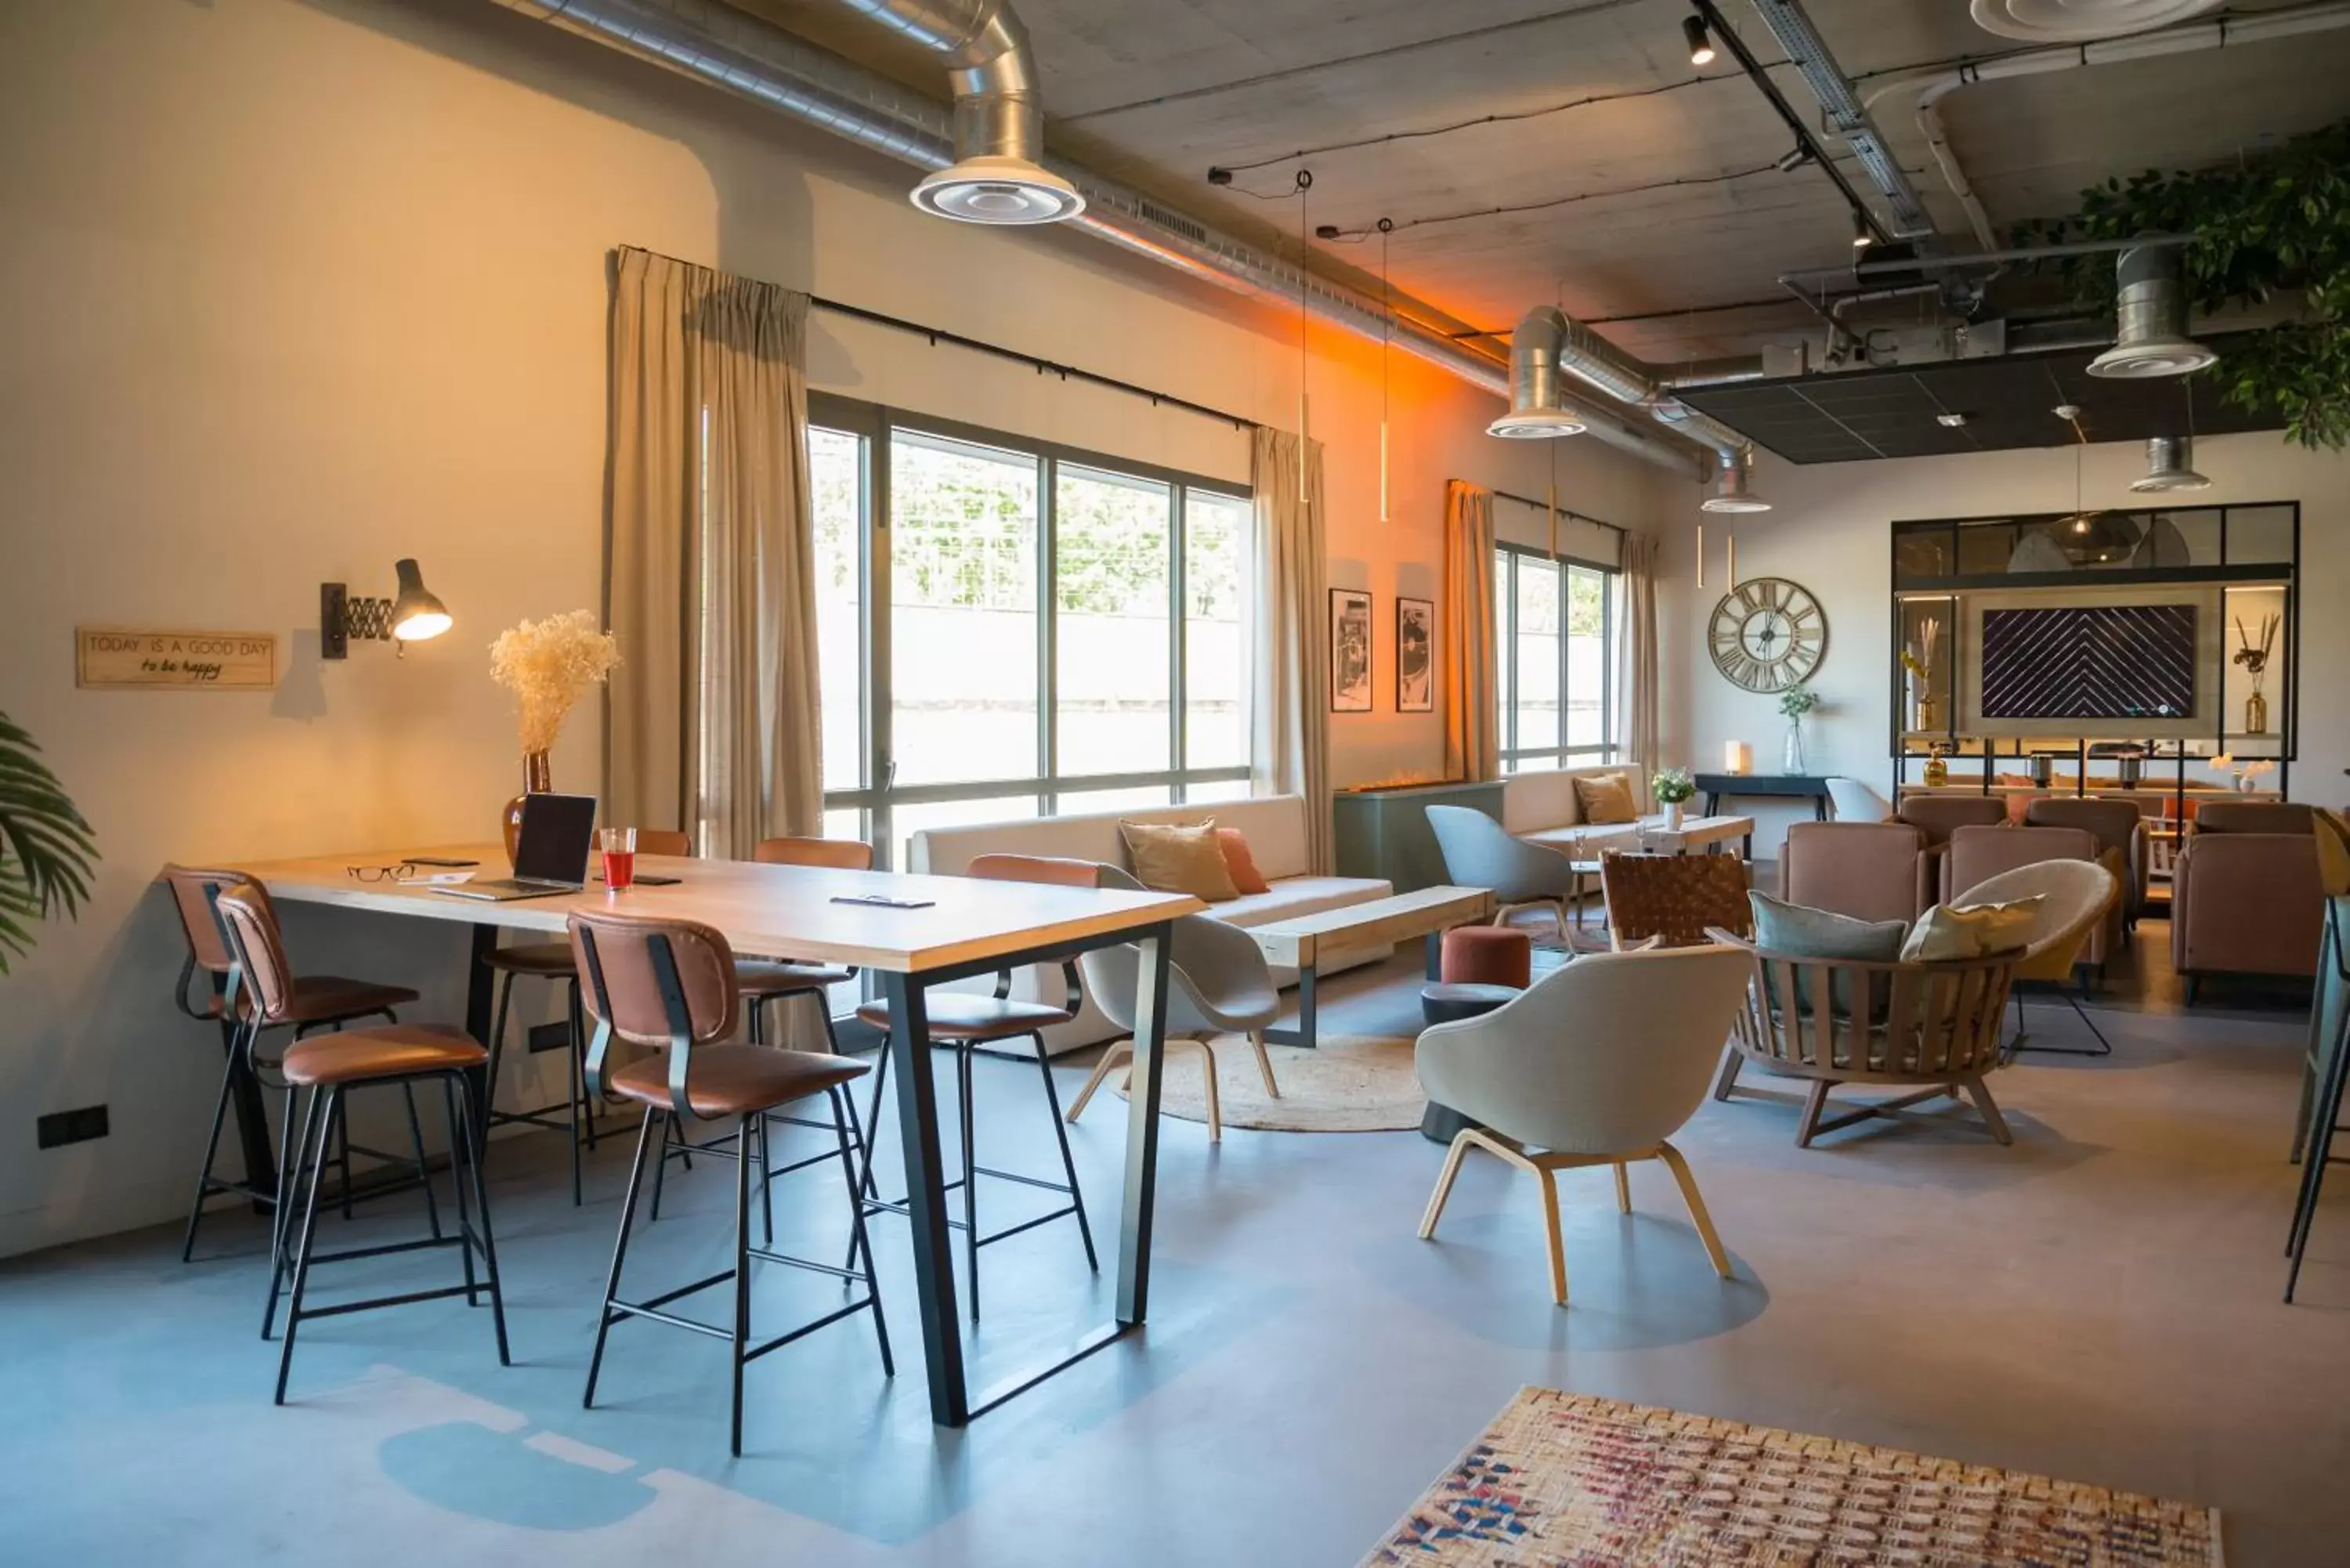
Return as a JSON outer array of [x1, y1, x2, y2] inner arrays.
[[229, 842, 1203, 1428]]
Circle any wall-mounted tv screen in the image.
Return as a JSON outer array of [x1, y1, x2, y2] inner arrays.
[[1979, 605, 2196, 720]]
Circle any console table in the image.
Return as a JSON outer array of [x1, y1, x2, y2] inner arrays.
[[1696, 774, 1831, 822]]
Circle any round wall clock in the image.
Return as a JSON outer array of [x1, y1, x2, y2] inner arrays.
[[1708, 576, 1828, 693]]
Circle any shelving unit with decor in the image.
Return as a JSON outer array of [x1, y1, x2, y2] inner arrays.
[[1885, 504, 2298, 847]]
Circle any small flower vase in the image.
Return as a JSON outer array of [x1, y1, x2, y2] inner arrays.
[[2245, 688, 2269, 736], [503, 750, 551, 861], [1782, 717, 1807, 775], [1664, 800, 1685, 832]]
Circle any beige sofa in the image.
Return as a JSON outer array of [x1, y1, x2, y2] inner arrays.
[[1499, 764, 1646, 850], [909, 794, 1392, 1053]]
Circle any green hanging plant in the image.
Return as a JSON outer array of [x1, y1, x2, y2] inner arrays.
[[0, 713, 99, 974], [2014, 116, 2350, 450]]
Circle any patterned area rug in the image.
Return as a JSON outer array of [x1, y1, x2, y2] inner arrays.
[[1103, 1032, 1423, 1133], [1361, 1389, 2222, 1566]]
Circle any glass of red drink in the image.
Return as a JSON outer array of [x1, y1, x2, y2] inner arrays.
[[600, 826, 638, 891]]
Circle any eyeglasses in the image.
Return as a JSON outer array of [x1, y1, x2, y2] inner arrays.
[[347, 863, 420, 883]]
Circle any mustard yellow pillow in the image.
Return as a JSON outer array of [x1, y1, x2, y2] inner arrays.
[[1119, 819, 1238, 901], [1573, 771, 1638, 826], [1900, 896, 2044, 963]]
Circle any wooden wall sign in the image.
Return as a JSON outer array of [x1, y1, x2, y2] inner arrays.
[[76, 628, 277, 690]]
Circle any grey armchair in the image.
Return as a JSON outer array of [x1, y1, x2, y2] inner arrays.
[[1415, 944, 1752, 1306], [1425, 804, 1585, 943], [1068, 914, 1281, 1142]]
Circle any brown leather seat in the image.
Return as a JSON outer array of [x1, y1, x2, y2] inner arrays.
[[855, 992, 1073, 1040], [204, 974, 418, 1024], [1778, 821, 1933, 923], [281, 1024, 487, 1086], [488, 941, 577, 977], [1897, 795, 2008, 846], [737, 958, 855, 995], [609, 1042, 865, 1118]]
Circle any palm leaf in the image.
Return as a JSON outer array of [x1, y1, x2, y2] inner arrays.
[[0, 712, 99, 974]]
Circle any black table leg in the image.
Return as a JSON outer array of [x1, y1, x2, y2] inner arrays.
[[1117, 923, 1173, 1327], [1424, 931, 1444, 981], [883, 972, 969, 1425], [1704, 790, 1722, 816], [1263, 964, 1320, 1048], [1744, 831, 1755, 861], [217, 974, 276, 1212], [463, 923, 498, 1146]]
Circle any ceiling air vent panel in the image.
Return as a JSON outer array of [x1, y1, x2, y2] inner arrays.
[[1969, 0, 2225, 42]]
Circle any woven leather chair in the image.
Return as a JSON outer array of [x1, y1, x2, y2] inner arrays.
[[851, 852, 1102, 1323], [162, 866, 419, 1263], [571, 907, 887, 1456], [1599, 851, 1752, 950], [212, 882, 507, 1404], [1709, 927, 2023, 1147]]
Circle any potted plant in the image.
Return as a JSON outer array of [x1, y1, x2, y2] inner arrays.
[[1, 713, 98, 974], [1651, 767, 1697, 832], [488, 611, 620, 857], [1777, 685, 1820, 775]]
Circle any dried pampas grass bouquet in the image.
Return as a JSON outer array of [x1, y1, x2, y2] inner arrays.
[[489, 610, 620, 755]]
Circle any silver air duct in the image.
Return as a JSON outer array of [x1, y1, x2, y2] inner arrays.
[[1488, 309, 1587, 439], [2088, 245, 2218, 378], [2129, 435, 2212, 493], [483, 0, 1703, 475], [836, 0, 1082, 224], [1747, 0, 1936, 242]]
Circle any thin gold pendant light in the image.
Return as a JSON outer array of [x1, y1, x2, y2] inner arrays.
[[1296, 169, 1314, 503], [1378, 216, 1394, 525]]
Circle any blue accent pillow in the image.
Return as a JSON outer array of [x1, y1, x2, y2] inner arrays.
[[1748, 891, 1908, 1019]]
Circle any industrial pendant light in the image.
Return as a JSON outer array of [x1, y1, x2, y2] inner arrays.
[[1683, 13, 1716, 66], [1850, 210, 1874, 250], [2132, 385, 2211, 492]]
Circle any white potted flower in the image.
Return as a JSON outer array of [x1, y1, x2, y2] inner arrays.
[[1651, 767, 1697, 832]]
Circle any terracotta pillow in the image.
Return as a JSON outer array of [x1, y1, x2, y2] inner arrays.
[[1216, 828, 1271, 895], [1572, 771, 1638, 826], [1119, 819, 1238, 901], [1900, 896, 2044, 963]]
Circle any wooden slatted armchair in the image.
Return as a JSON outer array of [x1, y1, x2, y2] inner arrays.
[[1705, 928, 2022, 1147]]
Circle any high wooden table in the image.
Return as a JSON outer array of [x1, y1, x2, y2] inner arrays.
[[1522, 813, 1757, 860], [226, 843, 1203, 1429]]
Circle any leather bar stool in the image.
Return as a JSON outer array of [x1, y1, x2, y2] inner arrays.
[[570, 907, 890, 1456], [645, 836, 874, 1237], [162, 866, 421, 1263], [211, 883, 508, 1404], [480, 828, 692, 1205], [851, 852, 1098, 1324]]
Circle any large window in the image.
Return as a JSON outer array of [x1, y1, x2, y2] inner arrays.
[[808, 396, 1253, 868], [1495, 544, 1620, 773]]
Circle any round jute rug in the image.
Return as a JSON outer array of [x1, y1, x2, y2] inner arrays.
[[1102, 1032, 1424, 1133]]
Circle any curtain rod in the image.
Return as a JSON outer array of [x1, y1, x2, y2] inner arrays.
[[1489, 487, 1627, 536]]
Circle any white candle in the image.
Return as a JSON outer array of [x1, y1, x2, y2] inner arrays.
[[1724, 741, 1750, 775]]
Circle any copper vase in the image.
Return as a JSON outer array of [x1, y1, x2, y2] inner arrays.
[[502, 750, 551, 861]]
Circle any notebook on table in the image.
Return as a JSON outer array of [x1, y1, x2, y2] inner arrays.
[[431, 793, 597, 902]]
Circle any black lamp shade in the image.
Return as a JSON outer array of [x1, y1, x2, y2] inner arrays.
[[389, 558, 451, 641]]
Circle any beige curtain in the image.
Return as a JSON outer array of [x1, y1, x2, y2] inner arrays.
[[605, 247, 822, 855], [1618, 529, 1661, 806], [1250, 427, 1331, 873], [1441, 480, 1499, 782]]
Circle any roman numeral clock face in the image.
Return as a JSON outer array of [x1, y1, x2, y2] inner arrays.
[[1708, 576, 1827, 693]]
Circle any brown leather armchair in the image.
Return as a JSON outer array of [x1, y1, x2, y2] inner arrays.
[[1943, 824, 2120, 975], [2026, 797, 2150, 927], [2172, 802, 2323, 1003], [1778, 821, 1933, 924], [1899, 797, 2008, 909]]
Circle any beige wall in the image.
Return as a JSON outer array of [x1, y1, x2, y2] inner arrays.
[[0, 0, 1669, 1254], [1654, 432, 2350, 855]]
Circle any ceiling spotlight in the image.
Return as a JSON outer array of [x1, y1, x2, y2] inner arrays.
[[2052, 403, 2082, 421], [1773, 146, 1812, 174], [1936, 412, 1969, 428], [1851, 211, 1874, 250], [1682, 13, 1716, 67]]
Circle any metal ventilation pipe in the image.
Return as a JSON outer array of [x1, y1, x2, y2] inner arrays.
[[480, 0, 1703, 474], [835, 0, 1082, 223], [2088, 245, 2218, 378], [1488, 309, 1587, 439], [2129, 435, 2212, 493], [1535, 309, 1771, 510]]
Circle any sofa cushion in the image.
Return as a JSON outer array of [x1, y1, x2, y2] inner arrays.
[[909, 794, 1314, 883], [1215, 875, 1393, 928], [1217, 828, 1271, 894], [1573, 771, 1639, 825], [1120, 819, 1239, 901], [1901, 898, 2041, 963], [1500, 764, 1635, 833], [1751, 890, 1907, 1017]]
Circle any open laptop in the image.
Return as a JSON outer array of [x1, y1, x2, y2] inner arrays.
[[432, 793, 598, 902]]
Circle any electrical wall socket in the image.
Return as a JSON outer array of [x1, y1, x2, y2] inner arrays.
[[38, 1105, 110, 1149]]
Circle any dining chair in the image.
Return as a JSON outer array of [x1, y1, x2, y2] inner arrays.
[[211, 882, 508, 1404], [1597, 851, 1752, 951], [850, 852, 1101, 1323], [570, 907, 888, 1455], [1068, 912, 1282, 1143], [161, 865, 421, 1263], [1415, 944, 1753, 1306]]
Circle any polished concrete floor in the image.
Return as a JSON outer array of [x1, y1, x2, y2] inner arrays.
[[5, 927, 2348, 1566]]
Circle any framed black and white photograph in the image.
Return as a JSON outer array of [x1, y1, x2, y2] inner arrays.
[[1329, 587, 1372, 713], [1396, 597, 1434, 713]]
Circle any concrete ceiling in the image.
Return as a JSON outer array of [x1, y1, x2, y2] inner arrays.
[[737, 0, 2350, 370]]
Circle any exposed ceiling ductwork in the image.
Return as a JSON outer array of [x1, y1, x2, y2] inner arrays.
[[833, 0, 1081, 224], [2088, 245, 2218, 378], [1969, 0, 2225, 42], [1744, 0, 1936, 244], [481, 0, 1709, 475], [1487, 309, 1588, 439], [2129, 434, 2211, 492]]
